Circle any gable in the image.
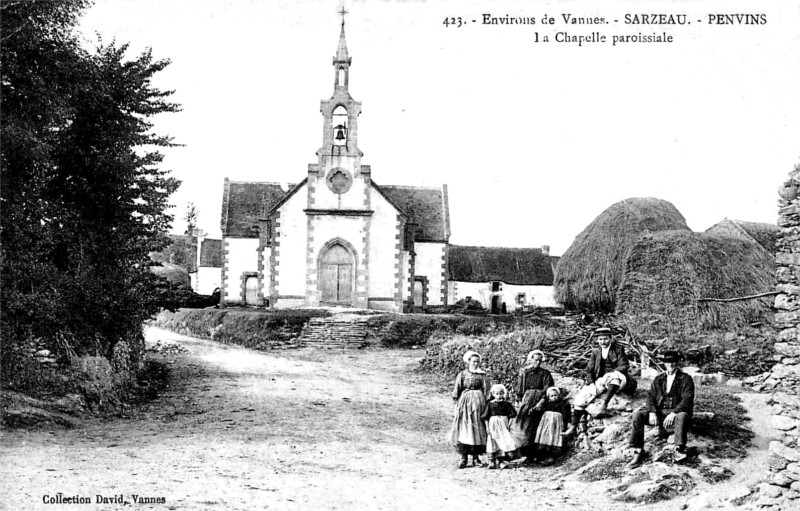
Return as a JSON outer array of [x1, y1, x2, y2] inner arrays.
[[448, 245, 555, 285], [221, 180, 295, 238], [373, 184, 448, 242]]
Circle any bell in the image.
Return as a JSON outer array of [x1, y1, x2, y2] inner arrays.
[[335, 128, 346, 141]]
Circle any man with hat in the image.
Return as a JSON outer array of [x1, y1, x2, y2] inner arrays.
[[562, 326, 631, 436], [627, 349, 695, 468]]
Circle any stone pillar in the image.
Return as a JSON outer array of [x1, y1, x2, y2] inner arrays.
[[765, 163, 800, 504]]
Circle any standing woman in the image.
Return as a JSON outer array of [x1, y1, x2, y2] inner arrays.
[[448, 350, 490, 469], [510, 350, 555, 459]]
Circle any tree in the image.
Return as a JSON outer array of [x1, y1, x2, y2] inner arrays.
[[1, 0, 181, 362], [184, 202, 198, 237]]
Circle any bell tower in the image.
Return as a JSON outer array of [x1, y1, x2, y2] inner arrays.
[[308, 7, 369, 211], [304, 8, 372, 309]]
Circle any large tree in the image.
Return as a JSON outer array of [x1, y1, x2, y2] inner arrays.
[[1, 0, 180, 360]]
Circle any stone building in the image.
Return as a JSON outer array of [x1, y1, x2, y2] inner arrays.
[[219, 20, 449, 311]]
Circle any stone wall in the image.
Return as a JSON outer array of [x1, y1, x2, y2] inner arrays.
[[763, 164, 800, 505]]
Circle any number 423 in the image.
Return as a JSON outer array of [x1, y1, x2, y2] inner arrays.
[[443, 17, 464, 27]]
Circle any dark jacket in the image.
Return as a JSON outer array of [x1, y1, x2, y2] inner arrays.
[[516, 366, 555, 401], [646, 369, 695, 417], [584, 341, 629, 384], [452, 370, 490, 401], [481, 400, 517, 421]]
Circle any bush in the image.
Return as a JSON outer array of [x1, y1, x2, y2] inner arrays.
[[420, 326, 560, 391], [365, 313, 556, 349]]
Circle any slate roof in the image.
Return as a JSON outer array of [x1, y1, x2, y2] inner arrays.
[[199, 239, 222, 268], [221, 179, 450, 242], [375, 184, 449, 242], [448, 245, 555, 285], [220, 180, 294, 238]]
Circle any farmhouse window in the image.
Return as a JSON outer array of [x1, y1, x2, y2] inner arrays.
[[491, 281, 502, 292]]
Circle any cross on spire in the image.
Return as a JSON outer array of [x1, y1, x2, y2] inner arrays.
[[338, 6, 348, 28]]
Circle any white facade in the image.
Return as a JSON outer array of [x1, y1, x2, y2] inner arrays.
[[448, 281, 557, 311], [414, 242, 447, 307], [272, 188, 308, 302], [221, 238, 259, 304], [191, 268, 221, 296]]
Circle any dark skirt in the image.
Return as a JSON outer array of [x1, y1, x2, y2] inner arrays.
[[510, 389, 545, 450]]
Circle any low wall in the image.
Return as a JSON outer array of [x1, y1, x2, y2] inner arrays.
[[151, 308, 329, 350]]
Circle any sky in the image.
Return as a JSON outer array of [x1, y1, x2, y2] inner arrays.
[[77, 0, 800, 256]]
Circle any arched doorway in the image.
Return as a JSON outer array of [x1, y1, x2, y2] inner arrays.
[[319, 243, 354, 305], [491, 295, 501, 314], [244, 276, 259, 305]]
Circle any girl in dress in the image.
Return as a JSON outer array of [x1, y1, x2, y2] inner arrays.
[[530, 386, 572, 464], [482, 384, 518, 469], [448, 350, 490, 469]]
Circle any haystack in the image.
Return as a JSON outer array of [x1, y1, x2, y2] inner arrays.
[[705, 218, 779, 254], [150, 262, 191, 287], [554, 198, 690, 311], [616, 230, 775, 335]]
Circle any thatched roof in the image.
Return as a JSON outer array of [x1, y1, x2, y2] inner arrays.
[[616, 230, 775, 334], [448, 246, 554, 285], [705, 219, 779, 254], [554, 198, 690, 312]]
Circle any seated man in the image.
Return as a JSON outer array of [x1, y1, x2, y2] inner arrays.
[[627, 350, 695, 468], [562, 326, 630, 436]]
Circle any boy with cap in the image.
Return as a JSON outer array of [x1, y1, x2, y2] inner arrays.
[[627, 349, 695, 468]]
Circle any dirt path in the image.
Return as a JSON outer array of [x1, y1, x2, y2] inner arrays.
[[0, 327, 772, 510]]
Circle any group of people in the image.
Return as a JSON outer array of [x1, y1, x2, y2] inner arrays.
[[447, 327, 696, 470]]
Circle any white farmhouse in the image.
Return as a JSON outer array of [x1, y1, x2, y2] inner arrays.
[[447, 246, 558, 312]]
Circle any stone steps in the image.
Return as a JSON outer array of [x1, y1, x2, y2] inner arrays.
[[297, 316, 371, 349]]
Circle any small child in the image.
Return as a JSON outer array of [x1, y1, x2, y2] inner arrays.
[[531, 387, 572, 464], [481, 384, 518, 469]]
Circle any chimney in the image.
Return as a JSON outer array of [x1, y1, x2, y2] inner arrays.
[[541, 245, 550, 256]]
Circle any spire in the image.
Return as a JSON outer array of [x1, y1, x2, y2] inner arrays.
[[334, 6, 350, 64]]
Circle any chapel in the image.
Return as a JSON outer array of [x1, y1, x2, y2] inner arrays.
[[219, 17, 450, 311]]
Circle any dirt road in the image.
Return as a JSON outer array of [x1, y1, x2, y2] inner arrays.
[[0, 327, 770, 510]]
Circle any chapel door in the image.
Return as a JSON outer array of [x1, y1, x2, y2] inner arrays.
[[244, 276, 259, 305], [413, 280, 424, 307], [320, 244, 353, 304]]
